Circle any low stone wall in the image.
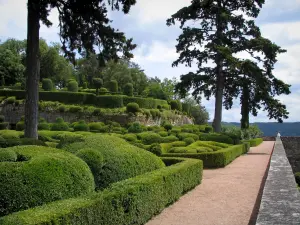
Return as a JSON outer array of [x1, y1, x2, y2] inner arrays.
[[262, 136, 276, 141], [0, 104, 193, 126], [256, 137, 300, 225]]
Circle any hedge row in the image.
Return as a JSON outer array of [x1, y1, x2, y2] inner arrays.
[[0, 157, 203, 225], [161, 143, 249, 168], [247, 138, 263, 147], [0, 90, 169, 109]]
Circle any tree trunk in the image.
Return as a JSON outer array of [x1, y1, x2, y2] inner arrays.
[[241, 82, 250, 129], [212, 0, 224, 133], [24, 0, 40, 139]]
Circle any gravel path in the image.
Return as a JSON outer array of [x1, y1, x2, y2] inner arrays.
[[146, 141, 274, 225]]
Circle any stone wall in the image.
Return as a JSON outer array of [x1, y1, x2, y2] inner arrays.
[[256, 137, 300, 225], [0, 104, 194, 126], [281, 137, 300, 173]]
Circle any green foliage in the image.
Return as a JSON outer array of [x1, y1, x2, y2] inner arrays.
[[108, 80, 118, 93], [161, 135, 179, 143], [82, 82, 88, 89], [163, 123, 173, 131], [123, 133, 137, 142], [62, 134, 165, 189], [88, 122, 105, 132], [69, 105, 83, 113], [149, 143, 162, 156], [170, 100, 182, 111], [205, 126, 213, 133], [184, 137, 195, 145], [58, 105, 66, 112], [137, 132, 162, 145], [162, 144, 247, 168], [93, 78, 103, 95], [0, 149, 17, 162], [0, 115, 5, 123], [0, 146, 95, 216], [0, 158, 202, 225], [245, 138, 263, 147], [42, 79, 53, 91], [126, 102, 140, 114], [6, 96, 16, 104], [158, 131, 168, 137], [199, 133, 234, 145], [295, 172, 300, 186], [128, 122, 143, 133], [0, 122, 8, 130], [51, 117, 69, 131], [241, 125, 263, 140], [99, 87, 109, 95], [124, 83, 133, 96], [67, 80, 78, 92], [178, 132, 199, 141], [16, 121, 25, 131], [73, 120, 89, 132]]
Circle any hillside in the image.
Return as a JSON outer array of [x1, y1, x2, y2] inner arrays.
[[223, 122, 300, 137]]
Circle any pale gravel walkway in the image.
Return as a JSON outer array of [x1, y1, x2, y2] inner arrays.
[[146, 141, 274, 225]]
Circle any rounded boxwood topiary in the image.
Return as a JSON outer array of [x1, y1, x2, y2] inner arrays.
[[38, 122, 50, 130], [99, 87, 109, 95], [82, 82, 88, 89], [163, 123, 173, 131], [148, 143, 162, 156], [67, 80, 78, 92], [0, 115, 5, 123], [0, 122, 8, 130], [128, 122, 143, 133], [0, 146, 95, 216], [6, 96, 16, 104], [184, 137, 195, 145], [69, 105, 83, 113], [73, 120, 89, 132], [51, 117, 69, 131], [137, 132, 162, 145], [124, 83, 133, 96], [42, 78, 53, 91], [16, 121, 25, 131], [0, 148, 17, 162], [62, 134, 165, 190], [126, 102, 140, 114], [170, 100, 182, 111], [161, 135, 179, 143], [58, 105, 66, 112], [108, 80, 118, 93]]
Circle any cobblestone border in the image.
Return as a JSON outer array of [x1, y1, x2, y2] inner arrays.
[[256, 138, 300, 225]]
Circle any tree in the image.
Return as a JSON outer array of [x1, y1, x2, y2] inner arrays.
[[25, 0, 137, 139], [93, 78, 103, 95], [182, 97, 209, 125], [168, 0, 265, 132]]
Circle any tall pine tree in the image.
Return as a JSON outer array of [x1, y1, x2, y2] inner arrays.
[[168, 0, 265, 132], [25, 0, 136, 138]]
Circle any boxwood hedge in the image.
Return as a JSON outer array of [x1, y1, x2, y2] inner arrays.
[[61, 134, 165, 190], [245, 138, 263, 147], [0, 158, 202, 225], [162, 143, 249, 168], [0, 146, 95, 216]]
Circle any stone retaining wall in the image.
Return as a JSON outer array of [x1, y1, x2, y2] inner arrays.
[[256, 138, 300, 225], [281, 137, 300, 173]]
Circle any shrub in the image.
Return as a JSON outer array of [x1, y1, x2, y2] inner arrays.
[[58, 105, 66, 112], [16, 121, 25, 131], [199, 133, 233, 144], [247, 138, 263, 147], [123, 133, 137, 142], [42, 79, 53, 91], [20, 138, 46, 146], [99, 87, 109, 95], [0, 158, 202, 225], [0, 148, 17, 162], [67, 80, 78, 92], [82, 82, 88, 89], [62, 134, 165, 190], [0, 115, 5, 122], [108, 80, 118, 93], [73, 120, 89, 132], [0, 122, 8, 130], [69, 105, 83, 113], [0, 146, 95, 216], [149, 143, 162, 156], [124, 83, 133, 96], [170, 100, 182, 111], [204, 126, 213, 133], [51, 118, 69, 131], [161, 135, 179, 143], [158, 131, 168, 137], [0, 130, 22, 139], [128, 122, 143, 133], [184, 137, 195, 145], [295, 172, 300, 186], [178, 132, 199, 141], [88, 122, 105, 132], [93, 78, 103, 95], [38, 120, 50, 130], [137, 132, 162, 145], [126, 102, 140, 114], [6, 96, 16, 104], [163, 123, 173, 131]]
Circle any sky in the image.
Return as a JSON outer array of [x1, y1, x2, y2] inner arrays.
[[0, 0, 300, 123]]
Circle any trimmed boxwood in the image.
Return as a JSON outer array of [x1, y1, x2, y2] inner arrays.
[[62, 134, 165, 190], [73, 120, 89, 132], [162, 143, 247, 168], [123, 83, 133, 96], [126, 102, 140, 114], [0, 157, 202, 225], [178, 132, 199, 141], [67, 80, 78, 92], [42, 79, 53, 91], [0, 146, 95, 216], [51, 118, 69, 131], [137, 132, 162, 145], [199, 133, 234, 144], [0, 148, 17, 162], [246, 138, 263, 147]]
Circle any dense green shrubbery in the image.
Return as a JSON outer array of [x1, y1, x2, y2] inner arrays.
[[0, 158, 202, 225], [178, 132, 199, 141], [0, 148, 17, 162], [161, 135, 179, 143], [6, 96, 16, 104], [88, 122, 105, 132], [62, 134, 165, 190], [67, 80, 78, 92], [69, 105, 83, 113], [108, 80, 118, 93], [99, 87, 109, 95], [148, 143, 162, 156], [199, 133, 234, 144], [73, 120, 89, 132], [137, 132, 162, 145], [0, 122, 8, 130], [42, 79, 53, 91], [170, 100, 182, 111], [184, 137, 195, 145], [163, 123, 173, 131], [245, 138, 263, 147], [158, 131, 168, 137], [126, 102, 140, 114], [50, 117, 69, 131], [124, 83, 133, 96], [123, 133, 137, 142], [128, 122, 144, 133], [161, 141, 186, 153], [0, 146, 95, 216]]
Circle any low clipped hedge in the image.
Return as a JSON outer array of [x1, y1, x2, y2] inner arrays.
[[246, 138, 263, 147], [61, 134, 165, 190], [162, 143, 249, 168], [199, 133, 234, 144], [0, 90, 168, 109], [0, 157, 203, 225], [0, 146, 95, 217]]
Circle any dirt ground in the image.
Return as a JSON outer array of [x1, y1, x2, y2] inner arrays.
[[146, 141, 274, 225]]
